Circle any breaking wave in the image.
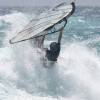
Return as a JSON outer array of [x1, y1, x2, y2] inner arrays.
[[0, 7, 100, 100]]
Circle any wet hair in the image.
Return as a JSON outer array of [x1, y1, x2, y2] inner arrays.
[[50, 42, 60, 51]]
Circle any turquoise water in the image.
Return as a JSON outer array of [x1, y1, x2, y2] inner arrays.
[[0, 7, 100, 100]]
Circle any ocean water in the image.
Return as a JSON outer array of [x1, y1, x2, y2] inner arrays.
[[0, 6, 100, 100]]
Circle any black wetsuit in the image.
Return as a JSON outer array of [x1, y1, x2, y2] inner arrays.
[[46, 43, 60, 61]]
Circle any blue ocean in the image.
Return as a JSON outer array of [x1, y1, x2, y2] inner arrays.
[[0, 6, 100, 100]]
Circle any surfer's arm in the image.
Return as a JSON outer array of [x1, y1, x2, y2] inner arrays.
[[40, 35, 45, 48], [58, 28, 64, 44]]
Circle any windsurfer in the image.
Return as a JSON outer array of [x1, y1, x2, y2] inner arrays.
[[45, 2, 75, 61], [45, 28, 63, 61]]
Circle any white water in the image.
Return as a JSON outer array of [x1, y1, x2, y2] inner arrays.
[[0, 12, 100, 100]]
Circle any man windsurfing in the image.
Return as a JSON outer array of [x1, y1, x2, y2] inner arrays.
[[41, 2, 75, 62], [9, 1, 75, 63]]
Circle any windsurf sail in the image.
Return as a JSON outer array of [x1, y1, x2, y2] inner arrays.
[[9, 2, 75, 44]]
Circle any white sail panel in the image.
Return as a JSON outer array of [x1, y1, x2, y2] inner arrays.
[[10, 3, 73, 44]]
